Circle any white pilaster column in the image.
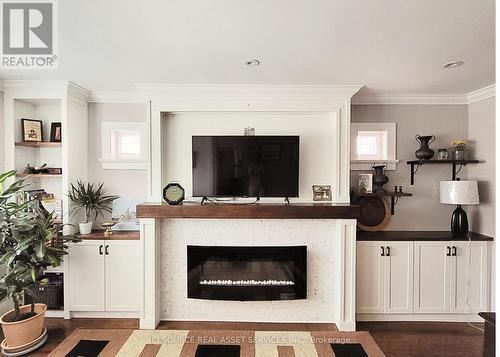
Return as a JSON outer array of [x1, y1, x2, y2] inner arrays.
[[140, 218, 161, 329]]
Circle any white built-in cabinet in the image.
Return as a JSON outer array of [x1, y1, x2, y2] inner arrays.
[[69, 240, 141, 313], [414, 241, 490, 314], [357, 240, 490, 319], [357, 241, 413, 314]]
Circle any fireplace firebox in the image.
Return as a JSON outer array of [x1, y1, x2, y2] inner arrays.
[[187, 245, 307, 301]]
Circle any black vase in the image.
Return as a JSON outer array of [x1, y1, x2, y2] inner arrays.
[[415, 134, 436, 160], [371, 163, 389, 193], [451, 205, 469, 238]]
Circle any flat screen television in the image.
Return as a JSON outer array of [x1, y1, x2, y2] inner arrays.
[[192, 135, 299, 198]]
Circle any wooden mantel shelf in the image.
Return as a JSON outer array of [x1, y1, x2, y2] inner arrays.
[[137, 202, 360, 220]]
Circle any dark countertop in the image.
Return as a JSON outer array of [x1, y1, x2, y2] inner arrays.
[[357, 231, 494, 241]]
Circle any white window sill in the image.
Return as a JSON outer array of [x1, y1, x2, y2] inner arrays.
[[350, 159, 399, 171]]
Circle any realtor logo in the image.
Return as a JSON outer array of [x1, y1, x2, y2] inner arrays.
[[1, 0, 57, 68]]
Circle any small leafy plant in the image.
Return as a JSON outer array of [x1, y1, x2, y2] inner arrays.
[[68, 181, 119, 223], [0, 170, 81, 322]]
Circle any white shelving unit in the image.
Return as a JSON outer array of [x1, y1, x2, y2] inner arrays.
[[3, 80, 90, 319]]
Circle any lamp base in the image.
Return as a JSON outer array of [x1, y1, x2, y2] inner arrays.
[[451, 205, 469, 238]]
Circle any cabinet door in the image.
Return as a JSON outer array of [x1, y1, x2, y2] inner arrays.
[[105, 240, 141, 311], [413, 241, 450, 313], [357, 242, 385, 313], [69, 240, 105, 311], [450, 241, 490, 313], [384, 242, 413, 313]]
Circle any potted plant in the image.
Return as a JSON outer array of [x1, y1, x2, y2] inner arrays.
[[68, 181, 119, 234], [0, 170, 81, 348], [451, 140, 468, 160]]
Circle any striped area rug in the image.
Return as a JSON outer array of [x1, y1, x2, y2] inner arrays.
[[48, 329, 385, 356]]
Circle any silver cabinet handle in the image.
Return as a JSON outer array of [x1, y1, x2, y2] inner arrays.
[[386, 246, 391, 256], [452, 246, 457, 256], [99, 245, 103, 255], [446, 246, 451, 256], [380, 246, 385, 256]]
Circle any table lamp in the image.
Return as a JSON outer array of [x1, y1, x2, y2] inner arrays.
[[440, 180, 479, 237]]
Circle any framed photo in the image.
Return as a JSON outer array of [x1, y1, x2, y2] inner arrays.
[[358, 174, 373, 193], [312, 185, 332, 201], [21, 119, 43, 142], [50, 122, 62, 142], [111, 198, 142, 231]]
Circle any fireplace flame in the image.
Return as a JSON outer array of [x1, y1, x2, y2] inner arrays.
[[199, 279, 295, 286]]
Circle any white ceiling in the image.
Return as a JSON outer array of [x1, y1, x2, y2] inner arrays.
[[0, 0, 495, 95]]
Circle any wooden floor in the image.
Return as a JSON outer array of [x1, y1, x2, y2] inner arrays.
[[357, 321, 485, 357], [0, 318, 485, 356]]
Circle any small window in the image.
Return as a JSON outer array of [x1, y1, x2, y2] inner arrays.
[[350, 123, 397, 170], [101, 122, 148, 170], [356, 131, 388, 160]]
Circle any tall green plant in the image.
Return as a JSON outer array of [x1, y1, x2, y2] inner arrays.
[[68, 181, 119, 223], [0, 170, 81, 321]]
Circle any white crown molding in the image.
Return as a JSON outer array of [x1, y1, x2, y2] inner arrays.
[[88, 91, 149, 103], [466, 84, 495, 104], [352, 93, 468, 105], [352, 84, 495, 105], [68, 81, 91, 102], [3, 80, 90, 100], [134, 83, 363, 98]]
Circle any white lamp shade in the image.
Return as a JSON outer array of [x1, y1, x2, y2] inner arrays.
[[440, 180, 479, 205]]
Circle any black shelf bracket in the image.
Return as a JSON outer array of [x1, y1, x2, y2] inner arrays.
[[390, 196, 399, 215], [410, 162, 422, 185], [452, 163, 465, 180]]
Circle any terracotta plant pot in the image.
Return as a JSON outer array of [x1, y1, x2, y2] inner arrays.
[[0, 303, 47, 348]]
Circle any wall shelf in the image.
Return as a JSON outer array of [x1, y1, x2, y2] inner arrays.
[[358, 192, 412, 215], [407, 159, 480, 185], [16, 173, 62, 178], [15, 141, 61, 148]]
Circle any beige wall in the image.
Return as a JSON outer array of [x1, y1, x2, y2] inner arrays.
[[467, 97, 495, 236], [87, 102, 149, 210], [351, 105, 469, 231]]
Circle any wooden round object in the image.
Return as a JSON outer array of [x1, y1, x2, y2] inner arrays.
[[356, 196, 391, 232]]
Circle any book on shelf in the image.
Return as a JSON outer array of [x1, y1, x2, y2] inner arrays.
[[22, 189, 62, 220]]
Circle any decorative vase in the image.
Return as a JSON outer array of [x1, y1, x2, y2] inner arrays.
[[415, 134, 436, 160], [453, 149, 466, 161], [0, 303, 46, 348], [371, 163, 389, 193], [79, 222, 93, 235]]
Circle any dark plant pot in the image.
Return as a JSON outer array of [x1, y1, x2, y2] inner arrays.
[[371, 163, 389, 193], [415, 134, 435, 160]]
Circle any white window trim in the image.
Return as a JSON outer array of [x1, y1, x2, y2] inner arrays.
[[101, 121, 148, 170], [350, 123, 398, 171]]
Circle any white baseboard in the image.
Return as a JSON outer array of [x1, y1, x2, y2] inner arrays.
[[70, 311, 139, 319], [357, 314, 485, 323]]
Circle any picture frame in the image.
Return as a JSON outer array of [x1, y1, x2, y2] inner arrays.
[[358, 174, 373, 193], [312, 185, 332, 201], [50, 122, 62, 142], [21, 119, 43, 142]]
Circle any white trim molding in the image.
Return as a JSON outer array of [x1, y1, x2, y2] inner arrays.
[[352, 93, 468, 105], [352, 84, 495, 105], [467, 84, 496, 104]]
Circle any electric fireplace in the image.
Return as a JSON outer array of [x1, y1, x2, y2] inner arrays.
[[187, 245, 307, 301]]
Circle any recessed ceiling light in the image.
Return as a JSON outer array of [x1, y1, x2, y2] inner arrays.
[[442, 61, 464, 69], [244, 59, 261, 66]]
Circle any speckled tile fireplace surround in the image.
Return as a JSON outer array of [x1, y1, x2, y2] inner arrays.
[[159, 219, 355, 329]]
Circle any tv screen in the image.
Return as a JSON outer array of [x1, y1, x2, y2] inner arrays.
[[192, 136, 299, 198]]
